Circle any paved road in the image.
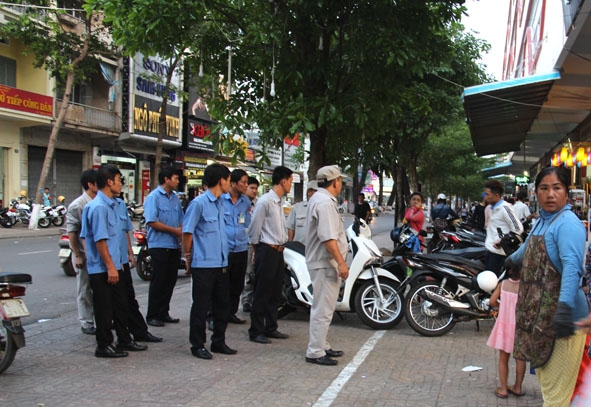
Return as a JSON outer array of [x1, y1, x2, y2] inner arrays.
[[0, 212, 543, 406]]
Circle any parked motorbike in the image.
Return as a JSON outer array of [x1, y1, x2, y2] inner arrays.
[[51, 203, 67, 227], [280, 218, 404, 330], [58, 231, 76, 277], [127, 201, 144, 220], [0, 271, 32, 373], [9, 198, 31, 226], [401, 228, 523, 337], [0, 207, 16, 228], [133, 229, 185, 281]]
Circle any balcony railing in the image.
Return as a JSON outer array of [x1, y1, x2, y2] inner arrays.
[[56, 100, 120, 132]]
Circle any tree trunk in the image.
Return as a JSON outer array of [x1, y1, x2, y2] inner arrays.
[[151, 57, 178, 191], [307, 127, 327, 180], [378, 170, 384, 205], [395, 163, 404, 225], [407, 156, 419, 192]]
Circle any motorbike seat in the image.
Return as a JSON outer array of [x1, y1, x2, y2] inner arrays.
[[439, 246, 485, 259], [285, 241, 306, 256], [414, 252, 486, 271], [0, 272, 32, 284]]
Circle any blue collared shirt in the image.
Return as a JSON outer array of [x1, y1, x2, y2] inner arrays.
[[80, 191, 122, 274], [144, 185, 183, 249], [182, 189, 228, 268], [115, 197, 134, 265], [222, 192, 251, 253]]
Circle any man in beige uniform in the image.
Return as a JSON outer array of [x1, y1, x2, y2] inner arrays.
[[305, 165, 349, 366], [286, 181, 317, 243]]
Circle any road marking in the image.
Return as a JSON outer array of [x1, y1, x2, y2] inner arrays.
[[18, 250, 52, 255], [313, 330, 385, 407]]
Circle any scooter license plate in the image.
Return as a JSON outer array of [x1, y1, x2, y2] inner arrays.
[[59, 248, 71, 257], [0, 299, 30, 318], [132, 246, 141, 255]]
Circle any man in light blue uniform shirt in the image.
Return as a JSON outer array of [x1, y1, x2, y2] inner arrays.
[[144, 167, 184, 327], [115, 194, 162, 343], [221, 169, 252, 324], [182, 163, 236, 360], [81, 165, 145, 358]]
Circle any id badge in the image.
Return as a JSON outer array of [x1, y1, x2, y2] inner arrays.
[[238, 212, 246, 224]]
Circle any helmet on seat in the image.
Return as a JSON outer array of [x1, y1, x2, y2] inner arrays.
[[57, 195, 65, 203], [437, 193, 447, 200], [477, 271, 498, 294], [19, 190, 27, 197]]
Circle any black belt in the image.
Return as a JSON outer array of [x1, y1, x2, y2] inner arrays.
[[261, 243, 285, 252]]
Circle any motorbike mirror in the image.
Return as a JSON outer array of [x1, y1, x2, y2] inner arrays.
[[419, 230, 428, 237]]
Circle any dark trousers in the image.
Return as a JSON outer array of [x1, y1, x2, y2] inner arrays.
[[485, 251, 506, 276], [228, 251, 248, 317], [146, 248, 180, 320], [89, 271, 132, 348], [190, 267, 230, 349], [248, 245, 284, 337], [121, 263, 148, 338]]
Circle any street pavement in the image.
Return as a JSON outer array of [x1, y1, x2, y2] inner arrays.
[[0, 214, 543, 406]]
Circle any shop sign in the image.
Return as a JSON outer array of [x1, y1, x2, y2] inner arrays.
[[133, 96, 180, 139], [0, 85, 53, 117], [134, 53, 181, 107], [515, 175, 530, 185], [186, 117, 214, 152]]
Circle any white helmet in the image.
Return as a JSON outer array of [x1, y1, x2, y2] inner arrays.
[[437, 193, 447, 200], [477, 271, 498, 294]]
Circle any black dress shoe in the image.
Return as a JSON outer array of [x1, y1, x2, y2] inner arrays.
[[265, 330, 289, 339], [81, 326, 96, 335], [134, 332, 163, 343], [229, 315, 246, 324], [249, 334, 272, 344], [95, 345, 128, 358], [305, 355, 338, 366], [191, 347, 212, 360], [147, 318, 165, 327], [325, 349, 344, 358], [163, 315, 180, 323], [116, 341, 148, 352], [211, 343, 237, 355]]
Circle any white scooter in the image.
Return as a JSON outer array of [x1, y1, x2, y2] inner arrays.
[[281, 218, 404, 330]]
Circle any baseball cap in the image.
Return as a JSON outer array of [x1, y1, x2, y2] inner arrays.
[[316, 165, 342, 182], [307, 180, 318, 190]]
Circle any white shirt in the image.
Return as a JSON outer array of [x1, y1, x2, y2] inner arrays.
[[485, 200, 524, 255], [512, 200, 531, 223]]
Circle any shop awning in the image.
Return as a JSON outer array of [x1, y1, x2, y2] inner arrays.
[[462, 71, 560, 157], [462, 0, 591, 177]]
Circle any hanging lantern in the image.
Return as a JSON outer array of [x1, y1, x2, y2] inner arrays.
[[577, 147, 585, 162], [561, 146, 568, 162], [567, 153, 574, 167], [552, 153, 560, 166]]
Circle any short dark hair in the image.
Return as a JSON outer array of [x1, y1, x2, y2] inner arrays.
[[96, 165, 121, 189], [535, 166, 570, 192], [516, 191, 527, 201], [484, 180, 504, 196], [203, 163, 230, 188], [230, 169, 248, 184], [271, 166, 293, 185], [247, 176, 259, 186], [410, 192, 424, 203], [158, 166, 181, 185], [80, 169, 97, 190], [318, 179, 336, 189]]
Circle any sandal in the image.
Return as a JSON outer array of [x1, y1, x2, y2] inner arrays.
[[508, 387, 525, 397], [494, 388, 508, 399]]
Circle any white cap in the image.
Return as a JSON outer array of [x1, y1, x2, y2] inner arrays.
[[437, 193, 447, 200], [316, 165, 342, 182], [307, 180, 318, 190]]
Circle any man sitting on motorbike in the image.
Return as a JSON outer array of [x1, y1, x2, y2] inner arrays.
[[431, 193, 458, 230]]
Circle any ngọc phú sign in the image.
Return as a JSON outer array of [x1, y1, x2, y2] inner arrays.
[[0, 85, 53, 117]]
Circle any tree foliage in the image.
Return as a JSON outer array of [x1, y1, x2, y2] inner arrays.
[[0, 0, 115, 204]]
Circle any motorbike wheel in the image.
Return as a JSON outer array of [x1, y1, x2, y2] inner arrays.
[[404, 281, 456, 337], [52, 216, 65, 227], [354, 278, 404, 329], [38, 217, 51, 228], [0, 216, 13, 228], [136, 250, 152, 281], [0, 324, 18, 374], [62, 257, 76, 277]]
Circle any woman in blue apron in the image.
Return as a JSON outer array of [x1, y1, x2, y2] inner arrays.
[[507, 166, 588, 406]]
